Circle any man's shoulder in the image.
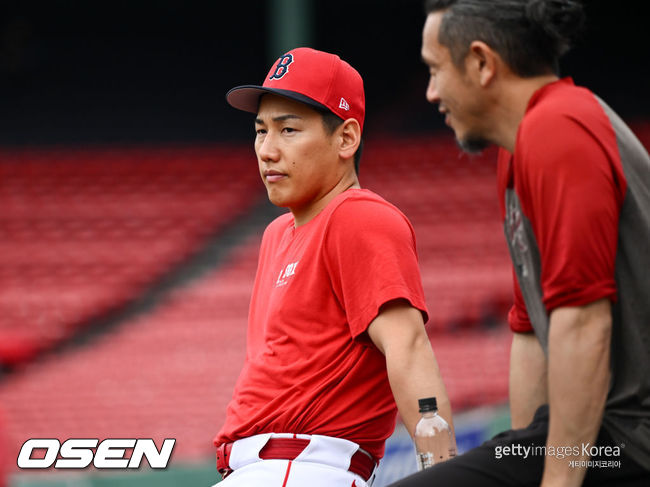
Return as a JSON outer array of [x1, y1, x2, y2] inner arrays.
[[330, 189, 408, 219], [523, 79, 602, 134], [326, 189, 414, 235], [332, 189, 405, 213]]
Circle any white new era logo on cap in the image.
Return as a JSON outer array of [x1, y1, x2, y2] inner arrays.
[[339, 97, 350, 111]]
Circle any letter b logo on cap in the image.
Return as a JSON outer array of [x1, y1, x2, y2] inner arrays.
[[269, 54, 293, 80]]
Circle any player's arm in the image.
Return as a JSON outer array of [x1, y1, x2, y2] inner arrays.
[[540, 298, 611, 487], [516, 112, 621, 487], [509, 331, 547, 428], [367, 298, 453, 438], [508, 276, 548, 428]]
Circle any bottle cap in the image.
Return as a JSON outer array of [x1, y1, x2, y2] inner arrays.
[[418, 397, 438, 413]]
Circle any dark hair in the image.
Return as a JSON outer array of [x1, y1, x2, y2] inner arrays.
[[424, 0, 585, 76], [321, 111, 363, 174]]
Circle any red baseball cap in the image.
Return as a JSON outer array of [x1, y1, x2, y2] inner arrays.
[[226, 47, 365, 133]]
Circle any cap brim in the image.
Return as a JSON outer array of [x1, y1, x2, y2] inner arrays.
[[226, 86, 330, 114]]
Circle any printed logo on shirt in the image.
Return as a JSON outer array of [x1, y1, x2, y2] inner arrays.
[[505, 191, 529, 278], [275, 261, 299, 287]]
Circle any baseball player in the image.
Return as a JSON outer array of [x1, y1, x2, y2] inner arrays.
[[389, 1, 650, 486], [212, 47, 454, 486]]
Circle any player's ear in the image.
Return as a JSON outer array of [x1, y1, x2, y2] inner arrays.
[[467, 40, 498, 87], [338, 118, 361, 161]]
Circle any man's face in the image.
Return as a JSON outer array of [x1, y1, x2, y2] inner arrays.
[[421, 12, 491, 153], [254, 94, 342, 218]]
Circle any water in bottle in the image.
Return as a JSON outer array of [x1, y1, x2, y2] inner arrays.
[[414, 397, 457, 470]]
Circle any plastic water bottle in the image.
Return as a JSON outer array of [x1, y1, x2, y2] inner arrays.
[[414, 397, 457, 470]]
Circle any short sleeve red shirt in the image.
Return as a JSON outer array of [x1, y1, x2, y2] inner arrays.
[[497, 78, 625, 332], [214, 189, 428, 459]]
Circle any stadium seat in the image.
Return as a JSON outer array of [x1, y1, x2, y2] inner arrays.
[[0, 145, 261, 367]]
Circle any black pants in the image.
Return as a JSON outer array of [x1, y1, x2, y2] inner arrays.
[[387, 406, 649, 487]]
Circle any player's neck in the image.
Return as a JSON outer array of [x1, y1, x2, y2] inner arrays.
[[494, 73, 560, 152], [291, 174, 360, 228]]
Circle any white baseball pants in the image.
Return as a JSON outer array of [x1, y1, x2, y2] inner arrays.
[[214, 433, 374, 486]]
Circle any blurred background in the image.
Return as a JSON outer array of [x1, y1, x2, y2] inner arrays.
[[1, 1, 648, 485]]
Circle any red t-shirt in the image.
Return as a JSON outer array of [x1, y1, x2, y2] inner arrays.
[[214, 189, 428, 459], [497, 78, 625, 332]]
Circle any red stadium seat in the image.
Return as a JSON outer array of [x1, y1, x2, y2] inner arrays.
[[0, 145, 261, 366]]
